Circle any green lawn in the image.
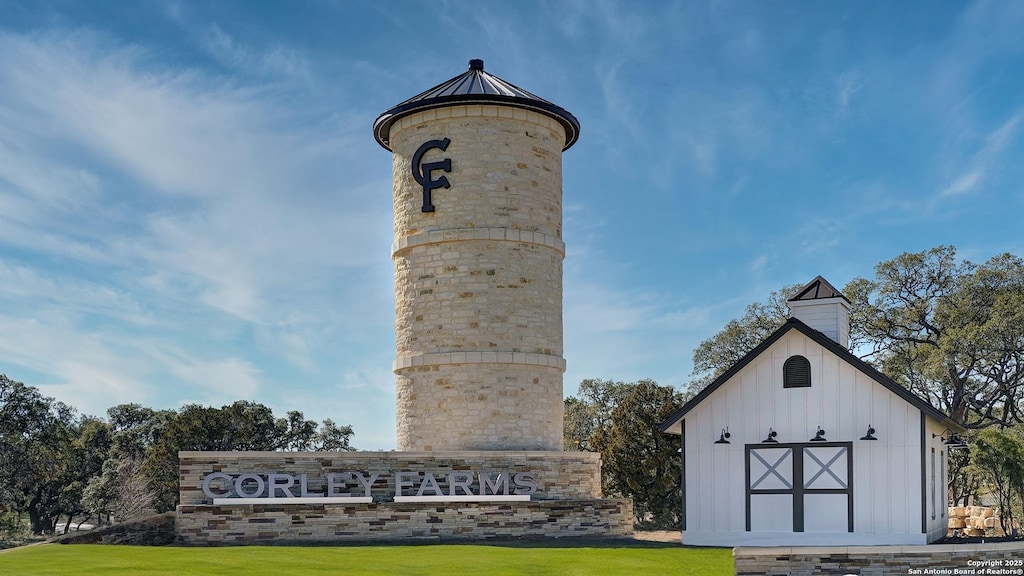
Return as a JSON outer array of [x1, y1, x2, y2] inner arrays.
[[0, 543, 732, 575]]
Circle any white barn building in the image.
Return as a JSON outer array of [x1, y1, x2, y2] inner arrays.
[[660, 276, 964, 546]]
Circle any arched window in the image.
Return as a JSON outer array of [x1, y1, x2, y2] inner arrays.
[[783, 355, 811, 388]]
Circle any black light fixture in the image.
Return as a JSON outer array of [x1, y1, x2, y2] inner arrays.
[[810, 426, 827, 442], [933, 429, 968, 449], [860, 425, 877, 441], [762, 427, 778, 443], [714, 427, 731, 445]]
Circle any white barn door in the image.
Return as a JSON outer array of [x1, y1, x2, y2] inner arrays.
[[747, 446, 794, 532], [746, 442, 853, 533]]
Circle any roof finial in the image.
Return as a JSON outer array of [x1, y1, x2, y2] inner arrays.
[[469, 59, 484, 71]]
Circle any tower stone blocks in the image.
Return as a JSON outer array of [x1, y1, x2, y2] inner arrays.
[[376, 61, 578, 452]]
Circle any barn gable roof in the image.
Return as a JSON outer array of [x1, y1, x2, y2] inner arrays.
[[659, 317, 962, 434]]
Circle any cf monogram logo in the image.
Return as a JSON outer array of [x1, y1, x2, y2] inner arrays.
[[411, 138, 452, 213]]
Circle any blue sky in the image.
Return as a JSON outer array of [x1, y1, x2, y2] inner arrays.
[[1, 1, 1022, 449]]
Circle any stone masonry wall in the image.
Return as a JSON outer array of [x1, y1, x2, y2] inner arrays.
[[389, 106, 565, 240], [178, 499, 633, 545], [395, 363, 563, 452], [392, 235, 563, 362], [177, 451, 631, 544], [734, 543, 1024, 576], [389, 106, 566, 451], [178, 451, 602, 504]]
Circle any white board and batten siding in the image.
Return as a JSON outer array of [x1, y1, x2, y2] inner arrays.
[[787, 296, 849, 347], [925, 416, 951, 542], [683, 328, 949, 547]]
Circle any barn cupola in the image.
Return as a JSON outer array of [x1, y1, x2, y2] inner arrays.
[[787, 276, 851, 348]]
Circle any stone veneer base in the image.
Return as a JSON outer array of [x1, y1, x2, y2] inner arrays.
[[176, 450, 632, 544], [178, 499, 633, 544], [734, 542, 1024, 576]]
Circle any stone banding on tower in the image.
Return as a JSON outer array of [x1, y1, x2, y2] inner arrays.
[[375, 59, 580, 451]]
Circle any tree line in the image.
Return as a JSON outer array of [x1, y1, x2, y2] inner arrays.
[[565, 246, 1024, 530], [0, 375, 353, 536], [3, 245, 1021, 536]]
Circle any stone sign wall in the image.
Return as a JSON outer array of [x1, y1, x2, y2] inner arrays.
[[179, 450, 603, 504], [179, 499, 632, 544], [177, 450, 632, 544]]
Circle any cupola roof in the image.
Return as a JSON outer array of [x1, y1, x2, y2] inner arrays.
[[788, 275, 850, 303]]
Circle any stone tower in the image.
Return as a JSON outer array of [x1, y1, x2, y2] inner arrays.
[[374, 59, 580, 451], [173, 62, 632, 546]]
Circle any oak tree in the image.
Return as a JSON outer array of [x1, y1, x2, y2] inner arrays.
[[564, 379, 685, 528], [687, 284, 801, 395], [846, 247, 1024, 429]]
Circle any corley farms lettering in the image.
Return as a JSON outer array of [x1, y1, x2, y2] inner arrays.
[[201, 470, 538, 505]]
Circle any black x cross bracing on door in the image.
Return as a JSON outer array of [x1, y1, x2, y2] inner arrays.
[[745, 442, 854, 533]]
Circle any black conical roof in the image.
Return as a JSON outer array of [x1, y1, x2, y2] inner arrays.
[[373, 59, 580, 151]]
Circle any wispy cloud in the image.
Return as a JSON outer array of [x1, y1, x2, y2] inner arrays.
[[938, 169, 983, 198], [835, 70, 865, 117], [165, 355, 264, 403], [200, 24, 311, 81], [749, 253, 772, 276], [0, 27, 393, 428], [2, 2, 1022, 449], [938, 109, 1023, 198]]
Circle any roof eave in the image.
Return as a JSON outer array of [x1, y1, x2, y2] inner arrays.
[[373, 94, 580, 152], [659, 317, 962, 434], [659, 320, 799, 434]]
